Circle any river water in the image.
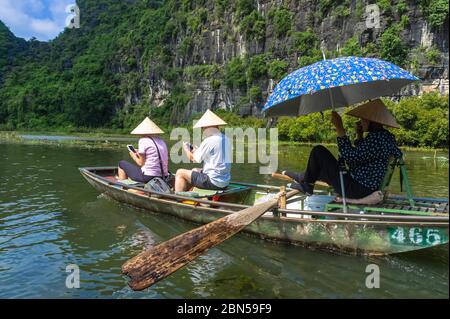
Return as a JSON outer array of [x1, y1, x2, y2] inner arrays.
[[0, 137, 448, 298]]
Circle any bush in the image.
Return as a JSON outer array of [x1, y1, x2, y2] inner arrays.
[[160, 87, 192, 124], [286, 112, 334, 142], [400, 15, 410, 28], [215, 0, 230, 11], [376, 0, 391, 11], [420, 91, 449, 110], [236, 0, 254, 18], [379, 26, 409, 67], [298, 55, 322, 68], [205, 109, 266, 128], [246, 54, 268, 84], [318, 0, 333, 16], [163, 67, 182, 81], [186, 8, 207, 33], [269, 8, 292, 37], [396, 0, 408, 15], [184, 64, 220, 79], [426, 46, 442, 65], [354, 0, 364, 20], [292, 29, 323, 67], [277, 117, 296, 140], [248, 85, 262, 102], [178, 36, 194, 55], [334, 5, 350, 18], [268, 59, 289, 81], [341, 37, 363, 56], [385, 93, 449, 148], [292, 29, 318, 56], [211, 79, 221, 90], [421, 0, 449, 28], [240, 11, 266, 41], [224, 57, 247, 89]]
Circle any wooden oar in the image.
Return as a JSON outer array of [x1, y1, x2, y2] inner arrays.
[[271, 172, 330, 188], [122, 189, 298, 291]]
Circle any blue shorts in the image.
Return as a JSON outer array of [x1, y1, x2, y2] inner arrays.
[[191, 171, 226, 190]]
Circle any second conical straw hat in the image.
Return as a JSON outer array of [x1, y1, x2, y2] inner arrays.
[[131, 117, 165, 135], [193, 109, 227, 129], [346, 99, 400, 128]]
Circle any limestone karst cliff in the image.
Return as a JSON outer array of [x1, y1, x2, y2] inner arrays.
[[0, 0, 448, 128]]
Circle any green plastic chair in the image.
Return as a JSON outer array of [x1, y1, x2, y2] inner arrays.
[[379, 157, 415, 207]]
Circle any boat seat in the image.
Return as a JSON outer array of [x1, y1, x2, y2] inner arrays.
[[379, 157, 414, 206], [326, 157, 419, 213], [116, 178, 146, 188], [176, 184, 250, 199], [336, 156, 414, 205], [335, 190, 384, 205]]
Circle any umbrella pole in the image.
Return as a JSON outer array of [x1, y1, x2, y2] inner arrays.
[[321, 43, 336, 112], [332, 90, 347, 213], [321, 43, 346, 211], [338, 157, 348, 213]]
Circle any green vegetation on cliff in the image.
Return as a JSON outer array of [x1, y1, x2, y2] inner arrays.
[[0, 0, 448, 149], [0, 21, 28, 84]]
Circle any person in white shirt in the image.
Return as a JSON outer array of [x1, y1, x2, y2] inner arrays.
[[175, 110, 231, 192]]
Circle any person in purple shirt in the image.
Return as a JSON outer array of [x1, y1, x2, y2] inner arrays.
[[117, 117, 169, 183]]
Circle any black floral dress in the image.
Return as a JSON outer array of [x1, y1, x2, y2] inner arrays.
[[337, 129, 403, 191]]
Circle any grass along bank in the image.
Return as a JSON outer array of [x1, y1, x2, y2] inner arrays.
[[1, 130, 448, 154]]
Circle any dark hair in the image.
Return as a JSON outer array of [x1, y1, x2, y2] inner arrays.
[[368, 121, 383, 132]]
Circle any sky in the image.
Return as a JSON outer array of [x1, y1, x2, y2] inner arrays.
[[0, 0, 75, 41]]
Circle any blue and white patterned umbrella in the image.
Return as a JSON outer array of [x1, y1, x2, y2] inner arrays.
[[263, 56, 418, 117]]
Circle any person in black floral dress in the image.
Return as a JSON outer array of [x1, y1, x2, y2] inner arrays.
[[284, 99, 403, 198]]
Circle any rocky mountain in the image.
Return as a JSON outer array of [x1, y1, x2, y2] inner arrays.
[[0, 0, 448, 129]]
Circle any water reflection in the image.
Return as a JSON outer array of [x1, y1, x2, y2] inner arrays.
[[0, 142, 448, 298]]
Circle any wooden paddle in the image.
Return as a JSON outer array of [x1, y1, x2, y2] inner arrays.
[[271, 172, 330, 188], [122, 189, 298, 291]]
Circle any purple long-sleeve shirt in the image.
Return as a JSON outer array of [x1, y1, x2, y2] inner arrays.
[[138, 137, 169, 177]]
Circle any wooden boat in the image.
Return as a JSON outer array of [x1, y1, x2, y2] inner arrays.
[[79, 167, 449, 256]]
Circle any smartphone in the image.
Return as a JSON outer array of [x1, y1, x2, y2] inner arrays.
[[127, 144, 137, 153], [184, 142, 194, 151]]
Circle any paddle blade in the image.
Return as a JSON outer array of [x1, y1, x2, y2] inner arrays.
[[122, 191, 295, 291]]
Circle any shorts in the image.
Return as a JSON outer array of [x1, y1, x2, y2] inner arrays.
[[191, 171, 226, 190]]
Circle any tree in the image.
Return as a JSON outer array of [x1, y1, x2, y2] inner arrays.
[[379, 26, 409, 67]]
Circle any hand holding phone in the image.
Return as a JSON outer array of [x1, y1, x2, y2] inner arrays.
[[127, 145, 140, 158], [127, 144, 136, 153], [183, 142, 194, 152]]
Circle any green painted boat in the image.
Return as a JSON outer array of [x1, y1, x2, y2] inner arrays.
[[79, 167, 449, 256]]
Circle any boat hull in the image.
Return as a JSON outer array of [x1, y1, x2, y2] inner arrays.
[[80, 168, 449, 256]]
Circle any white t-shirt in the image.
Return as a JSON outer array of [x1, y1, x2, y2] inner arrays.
[[193, 133, 231, 188]]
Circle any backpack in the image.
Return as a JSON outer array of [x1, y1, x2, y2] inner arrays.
[[145, 177, 172, 194]]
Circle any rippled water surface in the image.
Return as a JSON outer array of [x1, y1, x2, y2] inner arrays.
[[0, 140, 448, 298]]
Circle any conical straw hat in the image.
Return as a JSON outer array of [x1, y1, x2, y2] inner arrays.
[[346, 99, 400, 128], [193, 109, 227, 129], [131, 117, 165, 135]]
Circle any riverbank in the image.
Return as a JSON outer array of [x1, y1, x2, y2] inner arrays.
[[0, 131, 132, 151], [1, 131, 448, 153]]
